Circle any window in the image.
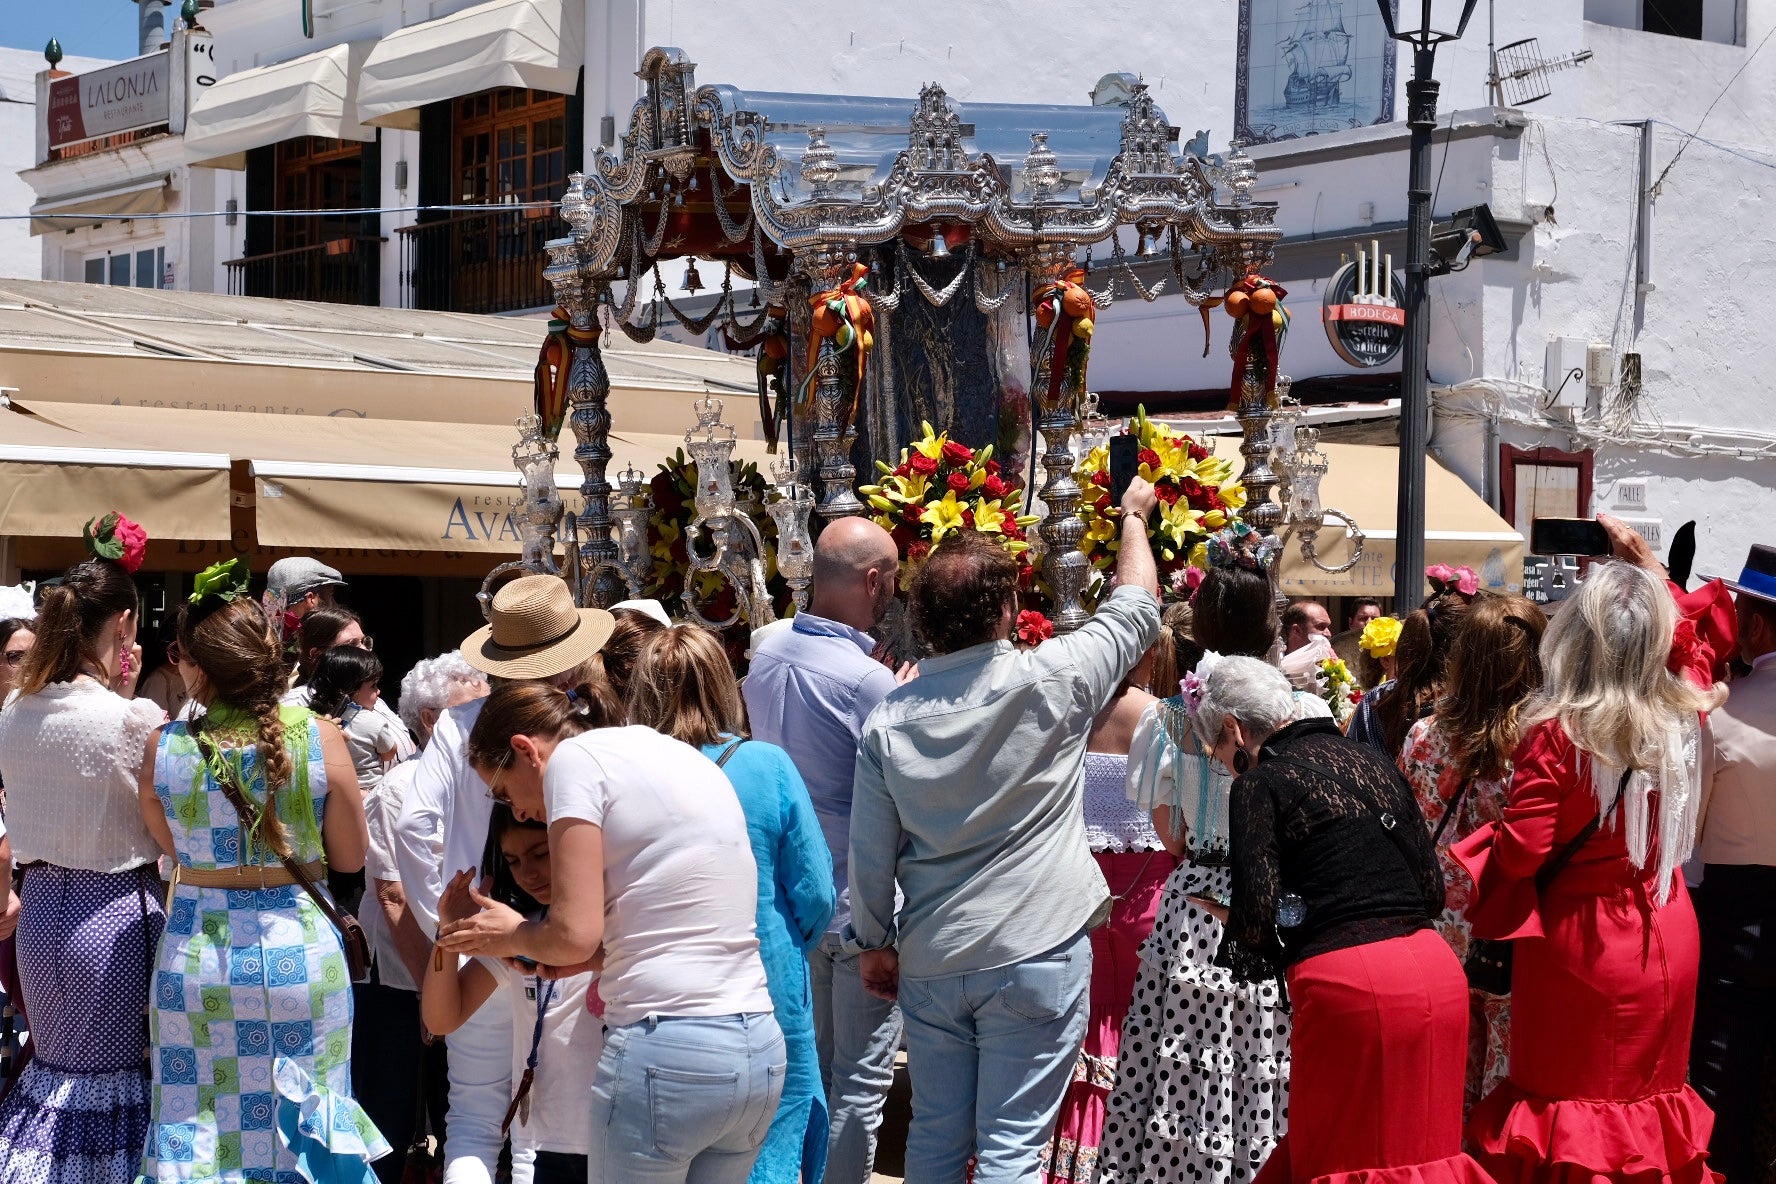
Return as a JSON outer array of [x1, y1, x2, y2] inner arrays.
[[82, 246, 165, 288], [453, 88, 568, 208], [274, 137, 366, 257], [1643, 0, 1703, 36]]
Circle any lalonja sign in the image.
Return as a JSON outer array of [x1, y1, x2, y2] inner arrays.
[[1322, 240, 1406, 368]]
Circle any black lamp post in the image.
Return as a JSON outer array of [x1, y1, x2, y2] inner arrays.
[[1378, 0, 1479, 610]]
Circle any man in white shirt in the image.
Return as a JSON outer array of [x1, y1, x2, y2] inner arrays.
[[392, 577, 614, 1184], [1691, 543, 1776, 1183]]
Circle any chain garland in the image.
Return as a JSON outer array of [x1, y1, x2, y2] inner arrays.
[[707, 163, 755, 244], [900, 239, 974, 307]]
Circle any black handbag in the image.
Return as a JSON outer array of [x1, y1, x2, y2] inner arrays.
[[1453, 766, 1631, 996]]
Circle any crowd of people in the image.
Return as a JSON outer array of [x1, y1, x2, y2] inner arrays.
[[0, 488, 1768, 1184]]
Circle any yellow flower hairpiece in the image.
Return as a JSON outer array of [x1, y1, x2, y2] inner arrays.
[[1359, 615, 1403, 659]]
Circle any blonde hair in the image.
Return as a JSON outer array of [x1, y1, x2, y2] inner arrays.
[[627, 625, 744, 749], [1526, 562, 1723, 902], [1528, 563, 1719, 768]]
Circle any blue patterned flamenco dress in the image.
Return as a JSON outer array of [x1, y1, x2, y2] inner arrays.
[[142, 704, 388, 1183]]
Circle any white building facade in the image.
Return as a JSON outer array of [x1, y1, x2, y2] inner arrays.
[[14, 0, 1774, 582]]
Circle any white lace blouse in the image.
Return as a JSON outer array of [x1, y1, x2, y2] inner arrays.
[[0, 681, 166, 871]]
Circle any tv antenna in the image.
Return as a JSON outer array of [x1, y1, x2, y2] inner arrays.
[[1485, 0, 1593, 106]]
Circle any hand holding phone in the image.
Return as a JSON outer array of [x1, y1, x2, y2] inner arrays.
[[1531, 517, 1612, 557]]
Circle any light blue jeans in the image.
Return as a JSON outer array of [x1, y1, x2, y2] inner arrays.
[[897, 929, 1092, 1184], [589, 1012, 787, 1184], [808, 931, 904, 1184]]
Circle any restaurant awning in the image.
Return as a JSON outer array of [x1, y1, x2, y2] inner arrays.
[[28, 174, 171, 236], [184, 42, 375, 170], [358, 0, 584, 130], [0, 399, 767, 555], [0, 401, 233, 541], [1274, 441, 1523, 598]]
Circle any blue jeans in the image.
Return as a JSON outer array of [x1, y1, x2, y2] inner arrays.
[[589, 1012, 787, 1184], [808, 931, 903, 1184], [897, 929, 1091, 1184]]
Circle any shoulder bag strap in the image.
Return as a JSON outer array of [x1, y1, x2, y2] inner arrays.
[[1429, 778, 1474, 849], [192, 721, 352, 938], [713, 738, 746, 769], [1536, 765, 1632, 893]]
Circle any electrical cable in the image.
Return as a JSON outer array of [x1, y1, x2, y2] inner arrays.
[[1, 201, 560, 223], [1649, 21, 1776, 195]]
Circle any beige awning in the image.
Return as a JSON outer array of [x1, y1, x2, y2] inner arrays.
[[0, 401, 233, 540], [185, 43, 375, 170], [1275, 442, 1523, 598], [0, 399, 767, 556], [358, 0, 583, 130], [28, 174, 172, 236]]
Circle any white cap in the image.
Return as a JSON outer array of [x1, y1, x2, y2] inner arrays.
[[610, 599, 672, 628], [0, 584, 34, 622]]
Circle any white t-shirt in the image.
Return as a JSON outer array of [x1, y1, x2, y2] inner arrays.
[[507, 966, 600, 1155], [282, 685, 417, 760], [362, 761, 418, 992], [544, 726, 774, 1027], [339, 702, 403, 792]]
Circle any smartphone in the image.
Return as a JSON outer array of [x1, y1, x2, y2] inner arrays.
[[1531, 517, 1612, 557], [1109, 433, 1141, 506]]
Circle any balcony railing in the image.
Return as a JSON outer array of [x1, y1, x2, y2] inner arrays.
[[225, 236, 383, 306], [397, 207, 559, 316]]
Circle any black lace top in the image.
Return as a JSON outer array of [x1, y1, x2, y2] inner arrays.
[[1216, 717, 1446, 985]]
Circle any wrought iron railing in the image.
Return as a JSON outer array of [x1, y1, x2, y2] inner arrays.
[[224, 236, 383, 305], [396, 207, 560, 315]]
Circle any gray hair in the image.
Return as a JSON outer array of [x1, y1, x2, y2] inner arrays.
[[1190, 654, 1297, 750], [398, 651, 487, 737]]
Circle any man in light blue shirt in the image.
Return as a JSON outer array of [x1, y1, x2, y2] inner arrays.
[[744, 516, 902, 1184], [849, 478, 1162, 1184]]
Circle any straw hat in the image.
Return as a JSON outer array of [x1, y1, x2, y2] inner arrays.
[[461, 575, 615, 679]]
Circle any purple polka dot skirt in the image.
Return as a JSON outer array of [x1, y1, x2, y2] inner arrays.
[[0, 862, 164, 1184]]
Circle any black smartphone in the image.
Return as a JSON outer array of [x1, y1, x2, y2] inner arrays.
[[1531, 517, 1612, 557], [1109, 434, 1141, 507]]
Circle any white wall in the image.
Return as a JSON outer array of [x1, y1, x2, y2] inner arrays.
[[0, 48, 115, 281]]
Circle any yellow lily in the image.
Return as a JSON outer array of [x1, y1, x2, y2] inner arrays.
[[926, 492, 968, 543], [912, 422, 945, 462], [973, 499, 1009, 534]]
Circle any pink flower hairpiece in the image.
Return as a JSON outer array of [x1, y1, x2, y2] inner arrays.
[[1180, 670, 1209, 716], [1425, 563, 1480, 597]]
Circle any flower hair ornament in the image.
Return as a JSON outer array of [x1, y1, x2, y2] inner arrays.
[[82, 511, 148, 574], [186, 559, 253, 630], [1425, 563, 1480, 597], [1179, 650, 1226, 719], [1204, 522, 1281, 574], [1358, 615, 1403, 659]]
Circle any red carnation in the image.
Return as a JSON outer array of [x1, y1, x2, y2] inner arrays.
[[947, 471, 971, 493], [1180, 475, 1203, 497], [1016, 609, 1055, 647], [1090, 469, 1111, 489], [1155, 482, 1181, 506], [983, 475, 1009, 500], [907, 541, 931, 563], [1188, 442, 1209, 462], [1206, 488, 1226, 511], [905, 503, 924, 522], [910, 454, 939, 476], [1138, 448, 1162, 470], [941, 440, 975, 466]]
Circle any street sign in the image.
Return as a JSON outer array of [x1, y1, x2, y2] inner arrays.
[[1322, 249, 1406, 368]]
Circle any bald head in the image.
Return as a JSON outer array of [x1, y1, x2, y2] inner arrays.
[[811, 517, 900, 631]]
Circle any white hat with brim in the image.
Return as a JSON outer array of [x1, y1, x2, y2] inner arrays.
[[461, 574, 616, 680], [611, 599, 672, 628]]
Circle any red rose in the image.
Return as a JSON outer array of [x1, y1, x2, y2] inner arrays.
[[1138, 448, 1162, 470], [1206, 488, 1225, 511], [1155, 482, 1181, 506], [941, 440, 975, 466], [113, 515, 148, 573], [910, 454, 939, 476], [983, 475, 1009, 500], [1180, 475, 1203, 497], [1188, 442, 1209, 462], [893, 461, 912, 478], [1090, 469, 1111, 489], [947, 471, 971, 493], [904, 503, 924, 522], [891, 523, 916, 551], [985, 460, 1002, 476], [962, 509, 976, 529], [1018, 563, 1035, 588], [907, 541, 931, 563]]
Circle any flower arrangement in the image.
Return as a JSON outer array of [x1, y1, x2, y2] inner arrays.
[[859, 422, 1039, 579], [1359, 615, 1402, 660], [1426, 563, 1480, 597], [1316, 656, 1360, 725], [1075, 407, 1243, 598], [83, 511, 147, 574], [1204, 520, 1281, 573], [1015, 609, 1054, 647], [643, 450, 791, 622]]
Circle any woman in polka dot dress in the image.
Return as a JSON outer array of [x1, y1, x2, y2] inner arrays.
[[1096, 539, 1320, 1184], [134, 580, 387, 1183]]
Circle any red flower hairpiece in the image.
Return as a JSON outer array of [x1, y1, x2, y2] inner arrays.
[[82, 511, 147, 574]]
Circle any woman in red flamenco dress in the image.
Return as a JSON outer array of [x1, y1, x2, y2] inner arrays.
[[1452, 552, 1734, 1184]]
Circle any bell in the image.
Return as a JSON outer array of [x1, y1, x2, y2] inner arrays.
[[1139, 226, 1162, 256], [682, 260, 704, 294], [928, 226, 950, 260]]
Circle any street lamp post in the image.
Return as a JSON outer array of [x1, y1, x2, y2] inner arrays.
[[1379, 0, 1478, 611]]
